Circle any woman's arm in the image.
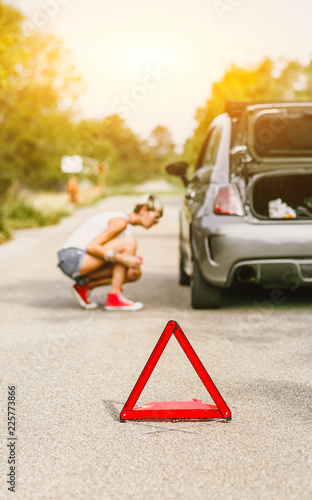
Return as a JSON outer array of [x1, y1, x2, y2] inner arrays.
[[86, 217, 142, 268], [86, 217, 128, 259]]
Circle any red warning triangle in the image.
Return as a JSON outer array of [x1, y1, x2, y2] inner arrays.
[[120, 320, 231, 421]]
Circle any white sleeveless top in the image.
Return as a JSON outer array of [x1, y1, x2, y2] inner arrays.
[[62, 211, 132, 251]]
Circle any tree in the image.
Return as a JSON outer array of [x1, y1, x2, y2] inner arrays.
[[74, 115, 163, 185], [149, 126, 175, 160], [0, 1, 83, 198]]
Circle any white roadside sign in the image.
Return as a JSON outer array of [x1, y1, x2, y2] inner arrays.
[[61, 155, 83, 174]]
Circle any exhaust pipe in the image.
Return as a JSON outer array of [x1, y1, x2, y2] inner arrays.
[[236, 265, 257, 284]]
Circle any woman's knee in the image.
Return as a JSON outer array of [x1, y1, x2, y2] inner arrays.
[[126, 267, 142, 282]]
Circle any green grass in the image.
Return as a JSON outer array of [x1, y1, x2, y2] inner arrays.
[[6, 202, 70, 230], [0, 225, 11, 244], [0, 202, 70, 243]]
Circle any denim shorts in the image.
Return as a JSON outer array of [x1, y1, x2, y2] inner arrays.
[[57, 247, 86, 282]]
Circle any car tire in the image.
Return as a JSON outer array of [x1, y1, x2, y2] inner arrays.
[[191, 258, 222, 309], [179, 250, 191, 286]]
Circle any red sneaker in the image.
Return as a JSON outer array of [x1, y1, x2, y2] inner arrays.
[[104, 291, 143, 311], [71, 283, 98, 309]]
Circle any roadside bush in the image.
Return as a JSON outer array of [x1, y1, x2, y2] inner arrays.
[[6, 203, 48, 228], [4, 202, 69, 232], [0, 207, 11, 243]]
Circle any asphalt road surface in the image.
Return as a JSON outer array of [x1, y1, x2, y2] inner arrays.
[[1, 195, 311, 500]]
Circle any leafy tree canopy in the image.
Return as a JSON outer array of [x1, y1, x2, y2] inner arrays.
[[149, 125, 175, 160], [0, 1, 84, 196]]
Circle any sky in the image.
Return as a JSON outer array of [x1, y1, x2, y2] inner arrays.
[[6, 0, 312, 148]]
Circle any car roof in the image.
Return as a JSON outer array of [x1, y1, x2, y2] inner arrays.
[[225, 101, 312, 119]]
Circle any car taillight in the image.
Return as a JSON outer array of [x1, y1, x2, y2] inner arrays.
[[214, 185, 244, 216]]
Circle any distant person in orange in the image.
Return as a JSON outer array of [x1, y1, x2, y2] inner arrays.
[[67, 176, 79, 204], [57, 195, 163, 311]]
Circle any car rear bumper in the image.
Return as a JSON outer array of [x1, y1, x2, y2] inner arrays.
[[193, 216, 312, 288]]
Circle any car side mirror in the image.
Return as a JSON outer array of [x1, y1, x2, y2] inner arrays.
[[166, 162, 189, 187]]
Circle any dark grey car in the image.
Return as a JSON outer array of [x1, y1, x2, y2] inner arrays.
[[167, 101, 312, 309]]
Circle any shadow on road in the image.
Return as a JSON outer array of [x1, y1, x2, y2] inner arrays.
[[130, 272, 190, 309], [0, 277, 311, 311], [0, 273, 190, 310], [221, 284, 312, 310], [102, 399, 124, 422]]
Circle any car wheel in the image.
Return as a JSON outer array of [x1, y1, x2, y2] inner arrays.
[[179, 250, 191, 286], [191, 258, 221, 309]]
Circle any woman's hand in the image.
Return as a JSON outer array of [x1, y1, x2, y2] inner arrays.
[[123, 255, 143, 268]]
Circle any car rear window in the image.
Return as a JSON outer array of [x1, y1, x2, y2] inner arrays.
[[253, 109, 312, 157]]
